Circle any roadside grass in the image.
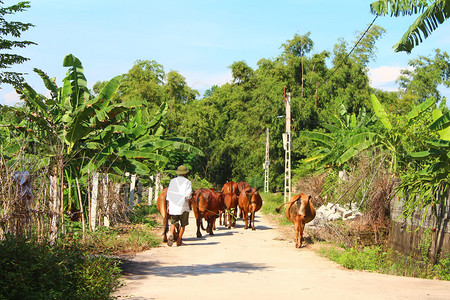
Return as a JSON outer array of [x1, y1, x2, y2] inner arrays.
[[318, 243, 450, 280], [260, 192, 450, 281], [261, 192, 292, 226], [0, 203, 163, 299]]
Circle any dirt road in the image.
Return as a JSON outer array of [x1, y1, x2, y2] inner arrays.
[[115, 213, 450, 300]]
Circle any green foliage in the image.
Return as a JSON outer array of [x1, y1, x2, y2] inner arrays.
[[398, 49, 450, 104], [320, 245, 383, 271], [319, 243, 450, 280], [0, 234, 122, 299], [396, 103, 449, 218], [260, 192, 284, 215], [0, 0, 36, 87], [370, 0, 450, 53], [128, 204, 159, 227], [419, 228, 433, 263], [435, 255, 450, 280], [80, 225, 160, 254], [191, 174, 212, 190], [300, 103, 377, 170]]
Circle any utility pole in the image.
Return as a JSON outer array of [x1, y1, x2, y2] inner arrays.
[[264, 128, 269, 193], [283, 92, 291, 203]]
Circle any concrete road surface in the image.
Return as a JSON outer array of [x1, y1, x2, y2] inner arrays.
[[114, 213, 450, 300]]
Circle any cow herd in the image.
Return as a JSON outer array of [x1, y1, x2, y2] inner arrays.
[[156, 180, 316, 248]]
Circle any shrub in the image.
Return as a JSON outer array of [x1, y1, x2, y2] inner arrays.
[[128, 204, 159, 227], [435, 255, 450, 281], [0, 234, 122, 299]]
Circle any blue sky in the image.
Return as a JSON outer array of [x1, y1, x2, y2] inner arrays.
[[1, 0, 449, 106]]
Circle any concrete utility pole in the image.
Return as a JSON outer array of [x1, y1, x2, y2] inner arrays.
[[283, 92, 291, 203], [264, 128, 270, 193]]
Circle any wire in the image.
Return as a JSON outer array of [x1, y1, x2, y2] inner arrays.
[[316, 15, 379, 91]]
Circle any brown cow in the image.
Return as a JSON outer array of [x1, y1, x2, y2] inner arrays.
[[238, 188, 262, 230], [219, 181, 238, 225], [236, 181, 251, 218], [237, 181, 250, 194], [156, 187, 179, 243], [223, 192, 238, 228], [191, 188, 224, 238], [221, 181, 238, 195], [276, 193, 316, 248]]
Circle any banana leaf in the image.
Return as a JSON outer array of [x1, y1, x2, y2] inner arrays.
[[407, 97, 435, 121], [371, 94, 392, 130], [429, 111, 450, 139], [299, 131, 334, 146], [344, 132, 377, 148]]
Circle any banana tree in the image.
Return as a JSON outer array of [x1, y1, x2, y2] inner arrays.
[[300, 103, 376, 168], [10, 54, 142, 235], [370, 0, 450, 53], [398, 108, 450, 218], [371, 94, 437, 174], [81, 102, 204, 185], [301, 95, 437, 172]]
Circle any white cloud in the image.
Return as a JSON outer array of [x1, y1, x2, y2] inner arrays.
[[3, 90, 21, 106], [183, 70, 233, 94], [368, 65, 414, 92]]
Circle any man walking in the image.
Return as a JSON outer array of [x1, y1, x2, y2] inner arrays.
[[166, 165, 192, 247]]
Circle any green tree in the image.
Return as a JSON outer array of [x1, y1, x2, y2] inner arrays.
[[281, 32, 314, 97], [229, 60, 254, 85], [397, 49, 450, 103], [166, 70, 194, 104], [120, 60, 165, 106], [370, 0, 450, 52], [0, 0, 36, 87], [350, 25, 386, 66]]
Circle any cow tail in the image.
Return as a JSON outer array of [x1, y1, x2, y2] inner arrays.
[[275, 201, 289, 213]]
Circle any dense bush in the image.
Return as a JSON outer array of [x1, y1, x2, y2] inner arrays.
[[0, 234, 122, 299]]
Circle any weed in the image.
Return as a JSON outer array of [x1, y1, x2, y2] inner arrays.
[[434, 255, 450, 280], [419, 228, 432, 263]]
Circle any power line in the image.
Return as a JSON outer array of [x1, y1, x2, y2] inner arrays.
[[316, 15, 379, 91]]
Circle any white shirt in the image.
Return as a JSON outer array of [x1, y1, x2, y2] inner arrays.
[[166, 175, 192, 215]]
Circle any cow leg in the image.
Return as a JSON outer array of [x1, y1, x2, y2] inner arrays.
[[243, 212, 249, 229], [294, 215, 305, 248], [209, 216, 217, 235], [162, 215, 169, 242], [251, 211, 256, 231], [223, 210, 228, 228], [196, 214, 203, 238]]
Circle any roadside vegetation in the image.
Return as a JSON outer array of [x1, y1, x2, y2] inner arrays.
[[1, 0, 450, 298], [261, 192, 450, 281]]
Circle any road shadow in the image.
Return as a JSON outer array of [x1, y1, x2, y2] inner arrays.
[[119, 259, 269, 278]]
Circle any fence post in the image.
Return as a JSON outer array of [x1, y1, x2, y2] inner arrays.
[[90, 172, 99, 231]]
